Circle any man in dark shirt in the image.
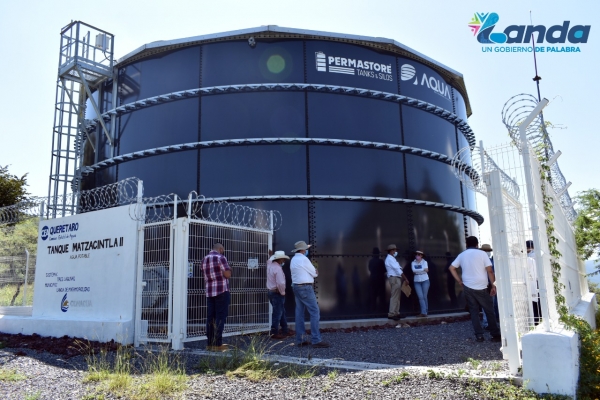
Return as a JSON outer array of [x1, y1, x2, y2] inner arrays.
[[201, 243, 232, 352], [368, 247, 387, 312]]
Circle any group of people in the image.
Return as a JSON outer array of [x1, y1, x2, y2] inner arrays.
[[200, 240, 330, 351], [199, 235, 541, 351]]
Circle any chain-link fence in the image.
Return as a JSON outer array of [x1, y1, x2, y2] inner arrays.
[[0, 251, 36, 307]]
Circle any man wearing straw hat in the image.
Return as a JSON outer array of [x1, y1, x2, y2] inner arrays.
[[385, 244, 408, 320], [267, 250, 293, 339], [290, 241, 330, 348]]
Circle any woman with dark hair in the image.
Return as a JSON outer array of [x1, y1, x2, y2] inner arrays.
[[411, 250, 430, 317]]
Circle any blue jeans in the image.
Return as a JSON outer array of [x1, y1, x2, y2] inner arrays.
[[206, 291, 230, 346], [268, 291, 288, 335], [463, 286, 500, 337], [414, 279, 430, 315], [292, 284, 322, 344]]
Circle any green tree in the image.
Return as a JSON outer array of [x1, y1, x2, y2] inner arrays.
[[0, 165, 29, 208], [575, 189, 600, 276]]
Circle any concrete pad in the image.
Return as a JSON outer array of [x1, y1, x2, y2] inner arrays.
[[304, 312, 469, 330], [572, 292, 597, 329], [0, 315, 134, 344], [522, 326, 579, 397]]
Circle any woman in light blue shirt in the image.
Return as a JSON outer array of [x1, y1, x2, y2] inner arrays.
[[411, 250, 429, 317]]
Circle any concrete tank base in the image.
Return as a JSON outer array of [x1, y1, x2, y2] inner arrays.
[[0, 314, 134, 344], [522, 326, 579, 397]]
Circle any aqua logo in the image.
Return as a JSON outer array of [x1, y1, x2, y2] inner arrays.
[[400, 64, 451, 100], [468, 13, 590, 44], [60, 293, 69, 312]]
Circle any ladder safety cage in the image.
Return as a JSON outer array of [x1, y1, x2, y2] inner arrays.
[[49, 21, 115, 218]]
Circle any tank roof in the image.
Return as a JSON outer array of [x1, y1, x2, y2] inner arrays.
[[116, 25, 472, 116]]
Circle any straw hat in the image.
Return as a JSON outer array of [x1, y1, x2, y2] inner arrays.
[[481, 244, 493, 252], [291, 241, 311, 252], [269, 251, 290, 262]]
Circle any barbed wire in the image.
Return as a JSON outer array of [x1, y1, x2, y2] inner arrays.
[[78, 177, 141, 213], [0, 177, 144, 225], [501, 94, 577, 221], [130, 191, 282, 230], [451, 146, 521, 200], [1, 179, 281, 231]]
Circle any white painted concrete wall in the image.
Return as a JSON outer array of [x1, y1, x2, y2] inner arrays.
[[0, 206, 139, 343]]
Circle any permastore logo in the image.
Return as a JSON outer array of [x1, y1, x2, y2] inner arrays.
[[315, 52, 394, 81], [468, 12, 590, 52], [400, 63, 451, 101]]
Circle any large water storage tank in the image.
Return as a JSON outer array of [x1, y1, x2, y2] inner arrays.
[[82, 26, 481, 319]]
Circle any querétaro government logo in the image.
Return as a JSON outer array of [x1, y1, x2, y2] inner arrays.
[[41, 222, 79, 241], [41, 226, 49, 241], [468, 12, 590, 53]]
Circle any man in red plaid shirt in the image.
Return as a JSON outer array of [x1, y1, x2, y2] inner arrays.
[[201, 243, 232, 351]]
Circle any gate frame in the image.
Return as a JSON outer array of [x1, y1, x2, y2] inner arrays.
[[135, 198, 274, 350], [174, 217, 273, 350], [486, 169, 527, 374], [134, 219, 175, 347]]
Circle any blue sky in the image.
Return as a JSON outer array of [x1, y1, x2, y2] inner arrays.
[[1, 0, 598, 244]]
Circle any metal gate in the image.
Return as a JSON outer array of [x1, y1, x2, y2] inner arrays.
[[135, 221, 174, 345], [486, 169, 531, 373], [134, 201, 274, 349], [181, 219, 271, 348]]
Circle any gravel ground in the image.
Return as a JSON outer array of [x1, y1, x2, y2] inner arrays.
[[187, 320, 509, 375], [0, 320, 520, 399], [0, 349, 524, 400]]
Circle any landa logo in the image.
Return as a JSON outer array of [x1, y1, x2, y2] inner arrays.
[[468, 12, 590, 53]]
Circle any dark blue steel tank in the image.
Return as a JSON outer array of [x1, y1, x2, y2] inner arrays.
[[83, 27, 481, 319]]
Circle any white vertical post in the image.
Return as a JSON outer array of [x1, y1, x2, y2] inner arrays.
[[486, 170, 521, 374], [136, 180, 143, 202], [173, 195, 178, 220], [268, 211, 274, 330], [39, 201, 45, 219], [519, 98, 551, 331], [187, 193, 193, 219], [479, 140, 486, 175], [134, 217, 146, 347], [171, 217, 187, 350], [23, 249, 30, 306]]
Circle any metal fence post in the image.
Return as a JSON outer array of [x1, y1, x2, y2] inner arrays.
[[134, 219, 146, 347], [136, 180, 143, 202], [23, 249, 30, 306], [268, 211, 274, 330], [519, 98, 551, 331], [171, 217, 186, 350], [486, 170, 521, 374]]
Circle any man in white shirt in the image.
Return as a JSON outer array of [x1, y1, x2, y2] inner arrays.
[[290, 240, 330, 348], [526, 240, 542, 325], [385, 244, 408, 321], [449, 236, 501, 342]]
